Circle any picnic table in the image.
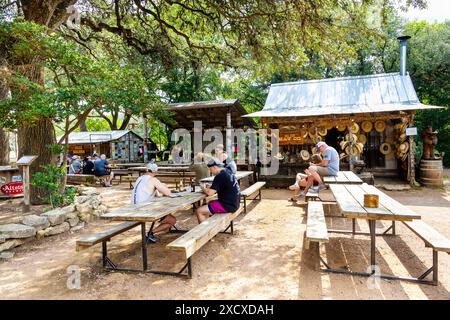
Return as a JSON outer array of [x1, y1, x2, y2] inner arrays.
[[323, 171, 363, 184], [325, 183, 423, 282], [101, 191, 206, 273]]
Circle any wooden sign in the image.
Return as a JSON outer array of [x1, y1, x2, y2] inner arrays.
[[17, 155, 38, 166], [279, 133, 304, 145]]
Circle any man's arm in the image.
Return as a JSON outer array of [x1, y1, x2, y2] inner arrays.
[[153, 178, 172, 197], [201, 184, 217, 197]]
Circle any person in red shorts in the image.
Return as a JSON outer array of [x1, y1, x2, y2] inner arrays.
[[196, 158, 240, 223]]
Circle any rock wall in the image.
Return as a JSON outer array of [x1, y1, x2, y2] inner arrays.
[[0, 187, 108, 258]]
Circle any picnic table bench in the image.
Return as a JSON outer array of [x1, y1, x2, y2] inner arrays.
[[305, 183, 450, 285], [240, 181, 266, 213], [76, 191, 244, 278]]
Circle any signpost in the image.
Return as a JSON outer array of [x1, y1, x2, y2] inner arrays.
[[16, 155, 38, 213]]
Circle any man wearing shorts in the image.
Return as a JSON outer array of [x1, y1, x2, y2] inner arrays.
[[301, 142, 339, 197], [196, 158, 240, 223]]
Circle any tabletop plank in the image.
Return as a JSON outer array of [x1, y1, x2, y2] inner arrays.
[[343, 184, 396, 220], [102, 192, 206, 222], [342, 171, 363, 184], [329, 184, 368, 219], [200, 171, 253, 183], [359, 184, 421, 220]]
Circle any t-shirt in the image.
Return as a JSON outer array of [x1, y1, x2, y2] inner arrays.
[[210, 169, 240, 212], [131, 175, 163, 205], [69, 160, 81, 174], [93, 159, 109, 175], [82, 160, 94, 175], [323, 146, 339, 176], [223, 156, 237, 175]]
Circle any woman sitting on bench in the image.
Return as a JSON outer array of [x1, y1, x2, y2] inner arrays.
[[131, 162, 176, 243], [288, 153, 322, 202]]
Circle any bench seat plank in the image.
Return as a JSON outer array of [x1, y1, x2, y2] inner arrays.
[[76, 221, 140, 251], [240, 182, 266, 197], [167, 207, 243, 259], [306, 202, 329, 243], [403, 220, 450, 252]]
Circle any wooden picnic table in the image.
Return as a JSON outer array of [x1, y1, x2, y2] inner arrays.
[[113, 163, 146, 168], [200, 171, 254, 184], [101, 191, 207, 272], [327, 183, 422, 280], [323, 171, 363, 185]]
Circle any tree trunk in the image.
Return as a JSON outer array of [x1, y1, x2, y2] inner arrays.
[[0, 129, 9, 165], [79, 117, 87, 131], [14, 0, 75, 204]]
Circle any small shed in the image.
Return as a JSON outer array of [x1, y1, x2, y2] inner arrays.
[[62, 130, 147, 162], [244, 72, 441, 182]]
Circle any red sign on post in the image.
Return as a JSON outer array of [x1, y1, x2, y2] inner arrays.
[[0, 182, 24, 195]]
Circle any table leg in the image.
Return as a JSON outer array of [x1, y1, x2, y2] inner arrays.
[[369, 219, 376, 274], [141, 222, 148, 271]]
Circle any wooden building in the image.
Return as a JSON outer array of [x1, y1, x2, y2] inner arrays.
[[63, 130, 149, 162], [244, 72, 441, 184]]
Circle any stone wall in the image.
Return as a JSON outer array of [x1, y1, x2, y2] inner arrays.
[[0, 187, 108, 259]]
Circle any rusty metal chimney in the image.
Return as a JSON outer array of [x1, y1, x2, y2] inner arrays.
[[397, 35, 411, 76]]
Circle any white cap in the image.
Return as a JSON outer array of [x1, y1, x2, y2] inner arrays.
[[146, 163, 158, 172], [316, 141, 327, 149]]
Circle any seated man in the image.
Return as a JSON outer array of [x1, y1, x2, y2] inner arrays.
[[196, 158, 240, 223], [93, 154, 114, 187], [131, 163, 176, 243], [69, 155, 82, 174], [289, 154, 322, 202], [301, 141, 339, 197]]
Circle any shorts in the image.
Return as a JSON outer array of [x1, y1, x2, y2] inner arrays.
[[309, 165, 334, 177], [207, 200, 228, 214]]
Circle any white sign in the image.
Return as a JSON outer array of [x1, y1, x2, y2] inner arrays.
[[405, 127, 418, 136]]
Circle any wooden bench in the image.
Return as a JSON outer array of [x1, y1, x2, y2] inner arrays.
[[305, 190, 320, 202], [402, 220, 450, 285], [67, 174, 96, 186], [166, 206, 244, 278], [240, 181, 266, 213], [76, 221, 141, 268], [304, 202, 329, 250]]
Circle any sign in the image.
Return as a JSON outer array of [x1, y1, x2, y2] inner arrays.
[[17, 155, 38, 166], [406, 127, 418, 136], [279, 133, 304, 145], [0, 182, 23, 195]]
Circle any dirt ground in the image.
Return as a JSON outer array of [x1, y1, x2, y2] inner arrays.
[[0, 179, 450, 300]]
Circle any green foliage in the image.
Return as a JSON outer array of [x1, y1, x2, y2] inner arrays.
[[31, 164, 75, 208]]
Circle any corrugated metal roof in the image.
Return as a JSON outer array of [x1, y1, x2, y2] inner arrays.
[[244, 73, 441, 118], [60, 130, 143, 144], [166, 99, 239, 110]]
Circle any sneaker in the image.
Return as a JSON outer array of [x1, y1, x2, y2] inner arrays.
[[146, 232, 160, 244], [317, 184, 326, 191], [298, 191, 305, 198], [289, 183, 300, 191]]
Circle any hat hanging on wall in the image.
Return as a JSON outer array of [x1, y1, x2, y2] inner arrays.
[[317, 127, 328, 136], [379, 142, 392, 155], [361, 121, 373, 133], [375, 120, 386, 133], [300, 150, 310, 161], [348, 122, 360, 134], [336, 124, 347, 132], [358, 134, 367, 144]]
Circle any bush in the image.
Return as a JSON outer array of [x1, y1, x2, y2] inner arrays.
[[31, 164, 75, 208]]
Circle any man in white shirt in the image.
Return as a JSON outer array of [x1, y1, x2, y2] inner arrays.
[[131, 163, 176, 243]]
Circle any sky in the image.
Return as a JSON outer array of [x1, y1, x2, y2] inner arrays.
[[399, 0, 450, 22]]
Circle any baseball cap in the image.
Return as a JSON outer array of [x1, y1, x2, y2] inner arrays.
[[207, 157, 225, 168], [146, 162, 158, 172], [316, 141, 327, 149]]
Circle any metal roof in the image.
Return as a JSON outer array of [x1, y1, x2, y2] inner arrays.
[[60, 130, 143, 144], [165, 99, 256, 129], [244, 73, 441, 118]]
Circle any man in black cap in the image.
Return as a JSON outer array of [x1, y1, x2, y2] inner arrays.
[[196, 158, 240, 223]]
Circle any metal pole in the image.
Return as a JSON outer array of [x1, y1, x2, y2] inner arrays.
[[369, 220, 376, 273], [141, 222, 148, 271], [142, 114, 149, 163]]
